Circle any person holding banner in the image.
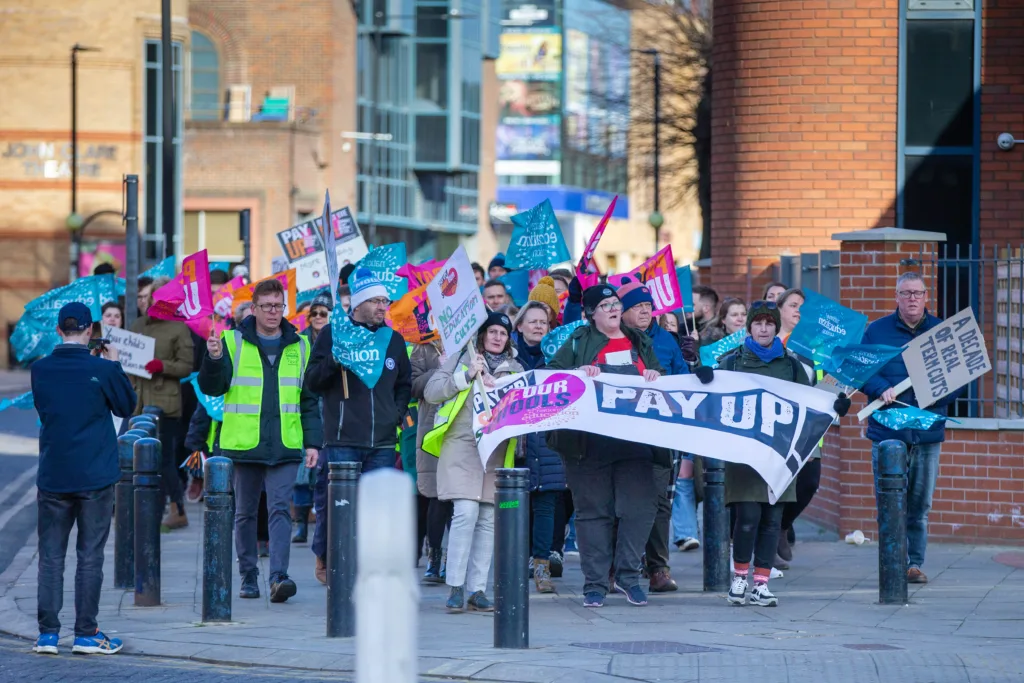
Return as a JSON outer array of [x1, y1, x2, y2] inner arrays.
[[546, 284, 665, 608], [512, 301, 567, 594], [688, 285, 719, 338], [423, 312, 524, 613], [131, 277, 195, 532], [860, 272, 962, 585], [716, 302, 851, 606]]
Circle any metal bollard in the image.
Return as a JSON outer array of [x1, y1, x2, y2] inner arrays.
[[129, 414, 156, 430], [327, 461, 361, 638], [114, 433, 142, 589], [494, 468, 529, 649], [202, 457, 234, 622], [356, 469, 418, 683], [877, 439, 909, 605], [133, 437, 162, 606], [702, 457, 731, 592], [128, 422, 156, 440]]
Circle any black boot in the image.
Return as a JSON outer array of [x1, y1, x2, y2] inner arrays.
[[292, 506, 310, 544], [423, 547, 444, 583]]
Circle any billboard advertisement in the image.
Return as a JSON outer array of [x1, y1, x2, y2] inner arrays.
[[495, 33, 563, 81], [499, 80, 561, 123], [497, 123, 561, 161]]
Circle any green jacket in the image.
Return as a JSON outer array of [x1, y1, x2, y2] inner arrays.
[[545, 324, 664, 461], [719, 343, 810, 505]]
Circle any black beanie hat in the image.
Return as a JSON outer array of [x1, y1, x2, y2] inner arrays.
[[582, 284, 619, 316], [746, 301, 782, 333], [481, 310, 513, 336]]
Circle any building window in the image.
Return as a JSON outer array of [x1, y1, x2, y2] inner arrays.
[[183, 210, 244, 260], [905, 20, 973, 148], [144, 40, 183, 261], [415, 43, 448, 109], [190, 31, 221, 120]]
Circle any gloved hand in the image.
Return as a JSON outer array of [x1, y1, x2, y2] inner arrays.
[[568, 276, 583, 305], [833, 392, 852, 418], [680, 334, 699, 364], [145, 359, 165, 375], [694, 365, 714, 385]]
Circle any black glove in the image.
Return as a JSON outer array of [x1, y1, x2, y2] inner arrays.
[[568, 276, 583, 304], [680, 334, 699, 364], [694, 365, 714, 385], [833, 392, 852, 418]]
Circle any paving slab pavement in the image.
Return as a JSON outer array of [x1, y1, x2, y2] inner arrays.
[[1, 500, 1023, 682]]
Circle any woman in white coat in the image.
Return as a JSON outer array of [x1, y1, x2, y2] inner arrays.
[[423, 311, 523, 612]]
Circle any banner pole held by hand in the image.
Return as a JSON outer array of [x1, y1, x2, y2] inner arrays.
[[466, 344, 492, 421], [856, 377, 913, 422]]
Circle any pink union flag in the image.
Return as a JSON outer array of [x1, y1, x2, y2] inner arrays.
[[148, 250, 215, 329], [577, 195, 617, 277], [606, 245, 682, 316]]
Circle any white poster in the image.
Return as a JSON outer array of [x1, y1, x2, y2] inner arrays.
[[335, 234, 369, 266], [293, 252, 330, 292], [105, 327, 156, 379], [426, 245, 488, 358], [902, 308, 992, 408]]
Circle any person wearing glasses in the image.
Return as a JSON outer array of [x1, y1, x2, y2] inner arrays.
[[200, 277, 322, 604], [304, 268, 412, 585], [715, 301, 850, 606], [546, 284, 664, 608], [861, 272, 961, 585]]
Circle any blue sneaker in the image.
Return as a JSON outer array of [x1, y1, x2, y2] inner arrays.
[[613, 581, 648, 606], [72, 631, 123, 655], [583, 591, 604, 608], [34, 633, 59, 655]]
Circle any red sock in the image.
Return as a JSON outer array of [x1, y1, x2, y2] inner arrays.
[[734, 561, 750, 576], [753, 567, 770, 585]]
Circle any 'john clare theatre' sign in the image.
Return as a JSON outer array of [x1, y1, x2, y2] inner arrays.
[[1, 141, 119, 179]]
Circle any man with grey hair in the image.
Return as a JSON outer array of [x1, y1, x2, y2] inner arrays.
[[860, 272, 963, 584]]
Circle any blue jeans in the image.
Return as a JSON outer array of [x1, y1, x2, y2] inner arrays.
[[531, 491, 558, 559], [671, 478, 699, 543], [37, 485, 114, 637], [871, 441, 941, 570], [311, 446, 395, 560]]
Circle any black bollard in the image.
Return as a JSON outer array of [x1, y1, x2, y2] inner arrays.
[[202, 457, 234, 622], [327, 461, 360, 638], [702, 457, 731, 592], [133, 437, 162, 606], [129, 414, 156, 430], [114, 433, 142, 589], [877, 439, 909, 605], [494, 468, 530, 649]]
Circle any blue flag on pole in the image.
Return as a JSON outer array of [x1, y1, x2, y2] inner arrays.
[[498, 269, 530, 307], [140, 256, 176, 280], [871, 406, 956, 431], [330, 310, 393, 389], [823, 343, 903, 390], [675, 266, 694, 314], [506, 200, 571, 270], [355, 243, 408, 301], [786, 290, 868, 365], [0, 391, 34, 413], [700, 329, 747, 369], [181, 372, 225, 422], [541, 319, 587, 363]]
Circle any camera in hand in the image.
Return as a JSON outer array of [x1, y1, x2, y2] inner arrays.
[[88, 337, 111, 351]]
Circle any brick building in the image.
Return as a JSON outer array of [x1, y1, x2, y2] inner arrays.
[[710, 0, 1024, 542]]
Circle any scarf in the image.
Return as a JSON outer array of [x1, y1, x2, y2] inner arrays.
[[514, 332, 544, 370], [744, 335, 785, 364], [484, 351, 510, 373]]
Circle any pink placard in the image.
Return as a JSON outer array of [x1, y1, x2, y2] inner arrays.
[[606, 245, 682, 316]]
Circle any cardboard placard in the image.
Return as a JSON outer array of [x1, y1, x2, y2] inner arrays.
[[426, 245, 488, 358], [902, 308, 992, 408], [105, 327, 156, 379]]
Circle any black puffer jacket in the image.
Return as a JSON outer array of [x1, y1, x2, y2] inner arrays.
[[514, 333, 567, 492]]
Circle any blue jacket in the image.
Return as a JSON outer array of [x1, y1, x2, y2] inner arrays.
[[861, 310, 962, 445], [32, 344, 137, 493], [513, 333, 567, 492], [646, 321, 688, 376]]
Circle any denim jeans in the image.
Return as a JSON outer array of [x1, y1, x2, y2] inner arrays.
[[312, 446, 395, 560], [871, 441, 942, 570], [671, 478, 699, 543], [531, 491, 558, 559], [37, 485, 114, 637]]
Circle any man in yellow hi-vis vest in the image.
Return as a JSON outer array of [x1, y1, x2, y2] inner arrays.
[[199, 277, 322, 604]]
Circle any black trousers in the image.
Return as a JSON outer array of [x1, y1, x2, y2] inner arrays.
[[781, 459, 822, 531], [551, 490, 574, 554], [416, 493, 431, 560], [732, 501, 784, 571], [644, 461, 673, 572], [426, 497, 453, 550], [158, 416, 184, 511]]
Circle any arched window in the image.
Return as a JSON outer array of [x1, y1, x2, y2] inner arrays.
[[190, 31, 220, 120]]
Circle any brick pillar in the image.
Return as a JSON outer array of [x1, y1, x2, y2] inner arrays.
[[805, 227, 946, 537]]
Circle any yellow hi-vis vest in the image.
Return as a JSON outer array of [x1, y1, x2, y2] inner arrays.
[[220, 330, 309, 451], [421, 365, 516, 467], [207, 420, 220, 453]]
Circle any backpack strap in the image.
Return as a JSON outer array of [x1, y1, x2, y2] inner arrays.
[[787, 353, 803, 383]]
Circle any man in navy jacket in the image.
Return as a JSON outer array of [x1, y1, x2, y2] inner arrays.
[[31, 302, 137, 656], [861, 272, 962, 584]]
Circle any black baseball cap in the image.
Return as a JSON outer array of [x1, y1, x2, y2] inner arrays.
[[58, 302, 93, 331]]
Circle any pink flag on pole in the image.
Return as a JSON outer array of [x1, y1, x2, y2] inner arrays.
[[606, 245, 682, 316], [148, 250, 215, 331], [397, 260, 444, 288], [577, 195, 617, 278]]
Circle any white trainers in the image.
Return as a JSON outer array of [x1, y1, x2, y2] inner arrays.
[[727, 575, 748, 605], [749, 582, 779, 607]]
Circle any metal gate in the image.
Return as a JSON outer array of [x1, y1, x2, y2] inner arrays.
[[778, 250, 840, 300]]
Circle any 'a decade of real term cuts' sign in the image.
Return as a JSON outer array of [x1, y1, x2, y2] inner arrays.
[[901, 308, 991, 408]]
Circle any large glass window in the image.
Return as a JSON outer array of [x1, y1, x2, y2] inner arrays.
[[144, 40, 183, 261], [905, 20, 973, 147], [189, 31, 220, 120], [415, 43, 448, 108]]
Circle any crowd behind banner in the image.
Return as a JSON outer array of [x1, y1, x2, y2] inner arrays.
[[18, 195, 992, 651]]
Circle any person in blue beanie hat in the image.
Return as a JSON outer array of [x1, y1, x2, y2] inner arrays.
[[488, 253, 508, 279]]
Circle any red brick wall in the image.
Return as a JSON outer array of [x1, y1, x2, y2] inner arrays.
[[710, 0, 899, 299]]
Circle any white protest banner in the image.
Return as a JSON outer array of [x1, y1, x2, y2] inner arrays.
[[293, 252, 330, 291], [426, 245, 488, 358], [335, 234, 369, 266], [902, 307, 992, 408], [105, 327, 156, 379], [474, 369, 838, 503]]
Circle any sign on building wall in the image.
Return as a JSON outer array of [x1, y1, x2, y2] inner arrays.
[[1, 141, 120, 179]]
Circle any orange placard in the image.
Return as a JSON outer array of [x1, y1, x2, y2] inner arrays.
[[386, 282, 439, 345], [234, 270, 298, 314]]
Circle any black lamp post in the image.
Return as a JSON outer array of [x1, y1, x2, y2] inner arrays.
[[638, 48, 663, 251], [70, 43, 100, 281]]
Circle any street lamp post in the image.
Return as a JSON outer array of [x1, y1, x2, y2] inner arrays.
[[639, 48, 663, 252], [70, 43, 100, 281], [161, 0, 175, 261]]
